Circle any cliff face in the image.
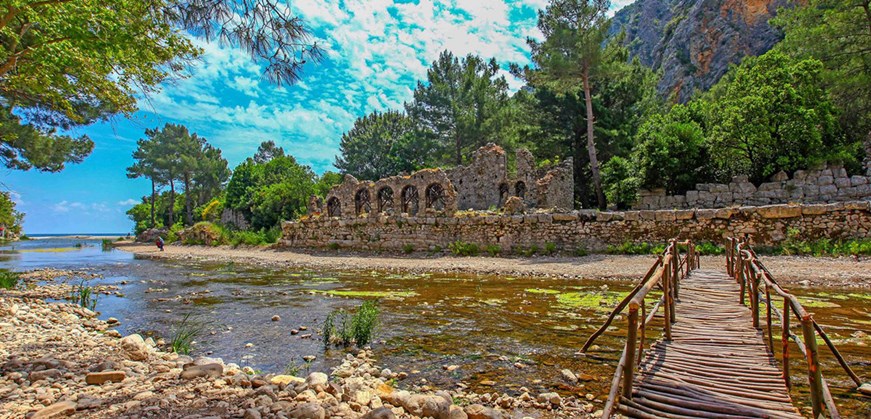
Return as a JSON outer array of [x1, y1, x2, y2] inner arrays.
[[611, 0, 788, 101]]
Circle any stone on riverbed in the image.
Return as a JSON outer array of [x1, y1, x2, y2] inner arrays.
[[272, 315, 280, 321], [120, 334, 150, 360], [181, 363, 223, 380], [288, 402, 325, 419], [271, 375, 305, 386], [560, 369, 577, 383], [362, 407, 395, 419], [464, 404, 504, 419], [305, 372, 328, 387], [29, 368, 61, 382], [32, 401, 76, 418], [860, 383, 871, 395], [85, 371, 126, 385]]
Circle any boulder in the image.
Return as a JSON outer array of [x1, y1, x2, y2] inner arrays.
[[270, 375, 305, 387], [560, 369, 578, 383], [305, 372, 328, 387], [29, 369, 61, 382], [401, 394, 451, 419], [32, 401, 76, 418], [537, 392, 562, 405], [288, 402, 325, 419], [120, 334, 150, 361], [85, 371, 126, 385], [464, 404, 503, 419], [180, 363, 223, 380]]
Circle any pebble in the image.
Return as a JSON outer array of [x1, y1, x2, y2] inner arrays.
[[85, 371, 126, 385], [271, 315, 280, 322]]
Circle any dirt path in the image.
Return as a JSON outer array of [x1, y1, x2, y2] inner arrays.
[[116, 243, 871, 288]]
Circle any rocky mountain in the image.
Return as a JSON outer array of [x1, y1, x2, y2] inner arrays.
[[611, 0, 789, 102]]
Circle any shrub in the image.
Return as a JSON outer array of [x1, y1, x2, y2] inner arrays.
[[449, 241, 479, 256], [323, 301, 379, 348], [68, 280, 97, 310], [101, 239, 114, 250], [695, 242, 724, 255], [544, 242, 557, 255], [574, 247, 589, 257], [327, 242, 340, 251], [485, 244, 501, 256], [0, 270, 19, 290], [402, 244, 414, 254]]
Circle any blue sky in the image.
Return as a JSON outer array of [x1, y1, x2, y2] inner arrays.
[[4, 0, 632, 234]]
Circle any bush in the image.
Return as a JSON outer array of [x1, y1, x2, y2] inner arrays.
[[574, 247, 589, 257], [327, 242, 340, 251], [695, 242, 724, 255], [101, 239, 114, 250], [544, 242, 557, 255], [485, 244, 501, 256], [449, 241, 480, 256], [0, 270, 19, 289], [323, 301, 379, 348], [402, 244, 414, 254]]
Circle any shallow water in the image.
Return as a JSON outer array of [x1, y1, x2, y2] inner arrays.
[[1, 238, 869, 416]]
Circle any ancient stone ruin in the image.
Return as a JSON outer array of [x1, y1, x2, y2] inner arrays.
[[311, 144, 574, 218]]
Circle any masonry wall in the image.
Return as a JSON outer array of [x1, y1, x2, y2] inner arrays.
[[633, 165, 871, 210], [282, 201, 871, 252]]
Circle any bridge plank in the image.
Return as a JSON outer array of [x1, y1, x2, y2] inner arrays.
[[622, 269, 803, 418]]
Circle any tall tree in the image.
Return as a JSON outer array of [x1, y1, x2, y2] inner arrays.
[[0, 0, 322, 173], [335, 110, 424, 179], [528, 0, 612, 209], [253, 140, 286, 164], [127, 137, 165, 229], [406, 51, 510, 166]]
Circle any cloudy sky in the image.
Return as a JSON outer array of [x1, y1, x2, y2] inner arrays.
[[4, 0, 633, 234]]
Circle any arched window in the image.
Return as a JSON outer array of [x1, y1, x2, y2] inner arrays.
[[498, 183, 509, 205], [401, 185, 419, 215], [377, 187, 394, 213], [515, 181, 526, 199], [425, 183, 446, 210], [355, 189, 371, 215], [327, 197, 341, 217]]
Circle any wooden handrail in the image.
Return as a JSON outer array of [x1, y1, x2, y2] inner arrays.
[[591, 238, 698, 418], [726, 237, 868, 419]]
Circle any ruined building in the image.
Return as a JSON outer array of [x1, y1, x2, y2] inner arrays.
[[308, 144, 573, 218]]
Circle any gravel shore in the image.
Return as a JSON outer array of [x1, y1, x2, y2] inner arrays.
[[118, 242, 871, 288], [0, 272, 595, 419]]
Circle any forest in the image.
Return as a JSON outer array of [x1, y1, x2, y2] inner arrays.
[[112, 0, 869, 237]]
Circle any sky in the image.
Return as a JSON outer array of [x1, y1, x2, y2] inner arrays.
[[4, 0, 633, 234]]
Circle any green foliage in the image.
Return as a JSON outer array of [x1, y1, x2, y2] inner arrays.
[[402, 244, 414, 254], [323, 301, 379, 348], [448, 241, 480, 256], [485, 244, 502, 256], [335, 111, 425, 180], [770, 229, 871, 257], [327, 242, 340, 251], [68, 281, 97, 311], [694, 242, 725, 256], [101, 239, 113, 251], [0, 191, 24, 237], [574, 246, 589, 257], [544, 242, 558, 255], [601, 156, 640, 209], [632, 105, 709, 193], [517, 245, 540, 257], [606, 241, 663, 255], [169, 313, 203, 355], [406, 51, 510, 166], [283, 356, 313, 376], [0, 270, 19, 290]]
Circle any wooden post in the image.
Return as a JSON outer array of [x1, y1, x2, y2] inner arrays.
[[726, 239, 733, 276], [751, 270, 760, 329], [765, 284, 773, 352], [801, 314, 824, 419], [738, 255, 746, 305], [638, 302, 646, 366], [623, 305, 639, 399], [783, 299, 791, 390], [662, 264, 672, 341]]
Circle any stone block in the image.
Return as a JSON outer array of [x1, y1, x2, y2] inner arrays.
[[817, 175, 834, 185], [695, 209, 716, 220], [801, 204, 828, 215], [655, 211, 676, 222], [712, 208, 735, 219], [851, 176, 868, 186], [835, 177, 851, 188], [819, 184, 838, 196], [710, 184, 729, 193], [623, 211, 640, 221], [757, 205, 802, 219], [674, 210, 695, 220], [771, 170, 789, 182]]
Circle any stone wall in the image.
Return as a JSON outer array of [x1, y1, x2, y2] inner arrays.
[[282, 201, 871, 252], [633, 165, 871, 210], [220, 209, 249, 230]]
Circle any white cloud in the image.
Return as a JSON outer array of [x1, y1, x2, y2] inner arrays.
[[118, 199, 139, 206], [53, 201, 112, 214]]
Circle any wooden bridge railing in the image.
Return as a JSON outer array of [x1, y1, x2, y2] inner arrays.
[[726, 237, 867, 419], [582, 239, 699, 418]]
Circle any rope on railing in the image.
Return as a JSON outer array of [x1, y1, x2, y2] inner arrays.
[[581, 239, 698, 418]]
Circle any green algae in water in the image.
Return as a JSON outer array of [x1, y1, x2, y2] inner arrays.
[[847, 293, 871, 301], [20, 247, 81, 253], [556, 291, 627, 311], [797, 297, 841, 308], [312, 290, 417, 300], [524, 288, 560, 295], [482, 298, 506, 306]]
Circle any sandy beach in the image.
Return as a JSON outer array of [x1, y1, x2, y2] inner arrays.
[[116, 242, 871, 288]]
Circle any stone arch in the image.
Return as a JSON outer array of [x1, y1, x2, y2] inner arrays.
[[401, 185, 419, 215], [515, 181, 526, 199], [327, 197, 341, 217], [377, 187, 394, 213], [354, 188, 371, 215], [499, 183, 510, 206], [425, 183, 446, 210]]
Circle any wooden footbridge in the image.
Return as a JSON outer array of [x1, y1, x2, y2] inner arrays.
[[584, 238, 868, 418]]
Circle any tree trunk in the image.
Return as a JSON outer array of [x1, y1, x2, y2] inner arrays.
[[184, 172, 193, 226], [582, 68, 606, 210], [168, 179, 175, 227], [149, 178, 155, 228]]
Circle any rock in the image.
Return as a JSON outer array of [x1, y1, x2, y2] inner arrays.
[[271, 315, 281, 322], [288, 402, 325, 419], [859, 383, 871, 395], [75, 396, 103, 410], [537, 392, 561, 405], [502, 196, 526, 215], [560, 369, 578, 383], [290, 329, 299, 335], [305, 372, 328, 387], [120, 334, 150, 361], [180, 363, 223, 380], [401, 394, 450, 419], [270, 375, 305, 386], [32, 401, 76, 418], [106, 317, 119, 325], [443, 365, 459, 372], [245, 343, 254, 348], [85, 371, 126, 385], [362, 407, 395, 419], [29, 369, 61, 382], [448, 405, 468, 419], [134, 391, 154, 401], [302, 355, 316, 362], [464, 404, 503, 419], [88, 361, 116, 372], [104, 330, 121, 338], [243, 408, 262, 419]]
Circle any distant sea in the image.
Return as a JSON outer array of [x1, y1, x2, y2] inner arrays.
[[28, 233, 129, 238]]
